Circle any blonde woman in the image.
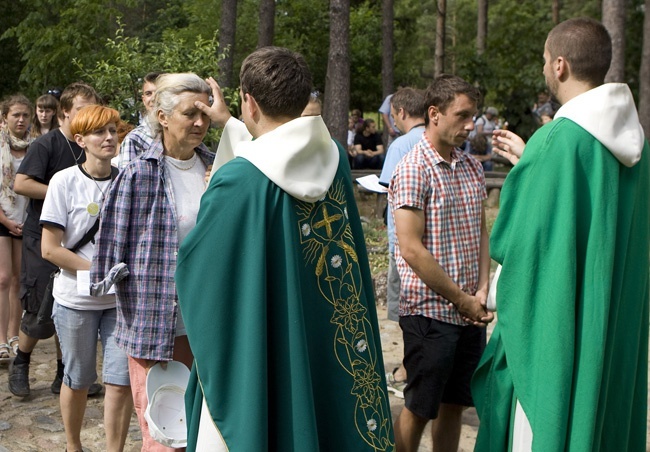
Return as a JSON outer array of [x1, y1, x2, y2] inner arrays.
[[0, 95, 32, 362]]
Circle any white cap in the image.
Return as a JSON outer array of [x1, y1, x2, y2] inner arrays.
[[144, 361, 190, 448]]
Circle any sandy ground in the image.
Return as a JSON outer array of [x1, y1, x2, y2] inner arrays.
[[0, 305, 647, 451], [0, 305, 480, 452]]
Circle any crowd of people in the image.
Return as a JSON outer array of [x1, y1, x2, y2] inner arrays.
[[0, 16, 647, 452]]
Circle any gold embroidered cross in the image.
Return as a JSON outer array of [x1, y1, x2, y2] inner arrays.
[[313, 204, 342, 239]]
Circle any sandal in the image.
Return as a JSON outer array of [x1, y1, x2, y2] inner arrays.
[[0, 343, 10, 364], [8, 336, 18, 355]]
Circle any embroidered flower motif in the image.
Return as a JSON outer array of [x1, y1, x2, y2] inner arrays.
[[301, 223, 311, 236], [355, 339, 367, 352], [351, 364, 381, 408], [331, 296, 365, 333], [331, 254, 342, 268], [367, 418, 377, 432]]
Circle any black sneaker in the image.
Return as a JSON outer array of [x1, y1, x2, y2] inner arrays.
[[88, 382, 103, 397], [51, 375, 103, 397], [8, 359, 30, 397], [51, 374, 62, 394]]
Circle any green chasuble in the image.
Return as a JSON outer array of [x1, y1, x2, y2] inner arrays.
[[176, 140, 394, 451], [472, 113, 649, 450]]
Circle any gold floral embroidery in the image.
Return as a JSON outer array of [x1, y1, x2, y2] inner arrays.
[[297, 179, 394, 451]]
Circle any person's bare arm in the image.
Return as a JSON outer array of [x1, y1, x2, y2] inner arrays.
[[382, 113, 396, 137], [477, 207, 490, 298], [394, 206, 493, 325], [368, 144, 385, 157], [41, 225, 91, 273], [14, 173, 48, 199]]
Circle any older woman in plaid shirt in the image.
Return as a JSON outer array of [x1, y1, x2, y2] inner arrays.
[[92, 73, 215, 451]]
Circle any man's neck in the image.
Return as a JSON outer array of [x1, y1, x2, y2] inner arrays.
[[249, 115, 296, 139], [557, 80, 598, 106], [402, 116, 426, 133], [60, 121, 73, 140], [425, 129, 453, 162]]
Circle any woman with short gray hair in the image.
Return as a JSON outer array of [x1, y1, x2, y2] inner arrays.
[[92, 73, 214, 451]]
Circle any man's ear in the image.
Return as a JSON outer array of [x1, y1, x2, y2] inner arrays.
[[428, 105, 439, 125], [245, 93, 260, 121], [556, 56, 570, 81]]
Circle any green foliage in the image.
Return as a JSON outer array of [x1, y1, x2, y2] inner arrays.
[[75, 20, 222, 125], [1, 0, 645, 135], [0, 1, 28, 98], [275, 0, 331, 93], [349, 2, 383, 113], [362, 217, 389, 275], [2, 0, 129, 96], [393, 0, 437, 88]]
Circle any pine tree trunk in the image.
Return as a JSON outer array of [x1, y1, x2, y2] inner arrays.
[[602, 0, 625, 82], [552, 0, 561, 24], [324, 0, 351, 146], [218, 0, 238, 88], [435, 0, 446, 76], [477, 0, 487, 55], [257, 0, 275, 48], [382, 0, 394, 98], [639, 0, 650, 137]]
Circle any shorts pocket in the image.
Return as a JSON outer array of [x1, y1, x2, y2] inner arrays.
[[19, 276, 40, 313]]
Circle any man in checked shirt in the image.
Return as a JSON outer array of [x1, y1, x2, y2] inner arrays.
[[388, 74, 494, 452]]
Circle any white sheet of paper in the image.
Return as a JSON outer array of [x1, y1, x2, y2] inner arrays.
[[77, 270, 114, 295], [356, 174, 388, 193]]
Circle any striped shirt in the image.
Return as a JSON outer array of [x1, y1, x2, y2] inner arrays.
[[91, 140, 214, 360], [388, 134, 486, 325]]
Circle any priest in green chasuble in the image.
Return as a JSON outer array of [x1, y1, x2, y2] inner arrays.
[[472, 18, 649, 451], [175, 47, 395, 451]]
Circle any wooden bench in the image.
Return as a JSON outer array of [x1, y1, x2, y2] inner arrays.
[[350, 169, 509, 217], [350, 169, 386, 219], [351, 170, 508, 189]]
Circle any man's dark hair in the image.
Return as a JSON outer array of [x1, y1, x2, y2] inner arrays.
[[144, 72, 163, 85], [240, 46, 312, 119], [546, 17, 611, 87], [390, 88, 426, 119], [424, 75, 480, 125], [361, 118, 375, 133], [59, 82, 101, 116]]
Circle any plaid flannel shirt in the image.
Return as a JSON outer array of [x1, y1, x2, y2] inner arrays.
[[388, 134, 486, 325], [92, 140, 214, 360], [117, 122, 156, 170]]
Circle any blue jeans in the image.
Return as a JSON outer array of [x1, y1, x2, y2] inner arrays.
[[52, 302, 130, 389]]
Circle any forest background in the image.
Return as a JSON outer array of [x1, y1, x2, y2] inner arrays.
[[1, 0, 649, 144]]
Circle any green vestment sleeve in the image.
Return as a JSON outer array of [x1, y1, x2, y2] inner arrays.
[[176, 143, 395, 451], [472, 119, 649, 451]]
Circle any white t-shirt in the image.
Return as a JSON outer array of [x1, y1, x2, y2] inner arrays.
[[164, 153, 206, 244], [8, 154, 28, 223], [164, 152, 206, 336], [40, 165, 116, 310]]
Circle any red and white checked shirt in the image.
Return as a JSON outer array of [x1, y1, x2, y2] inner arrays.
[[388, 134, 486, 325]]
